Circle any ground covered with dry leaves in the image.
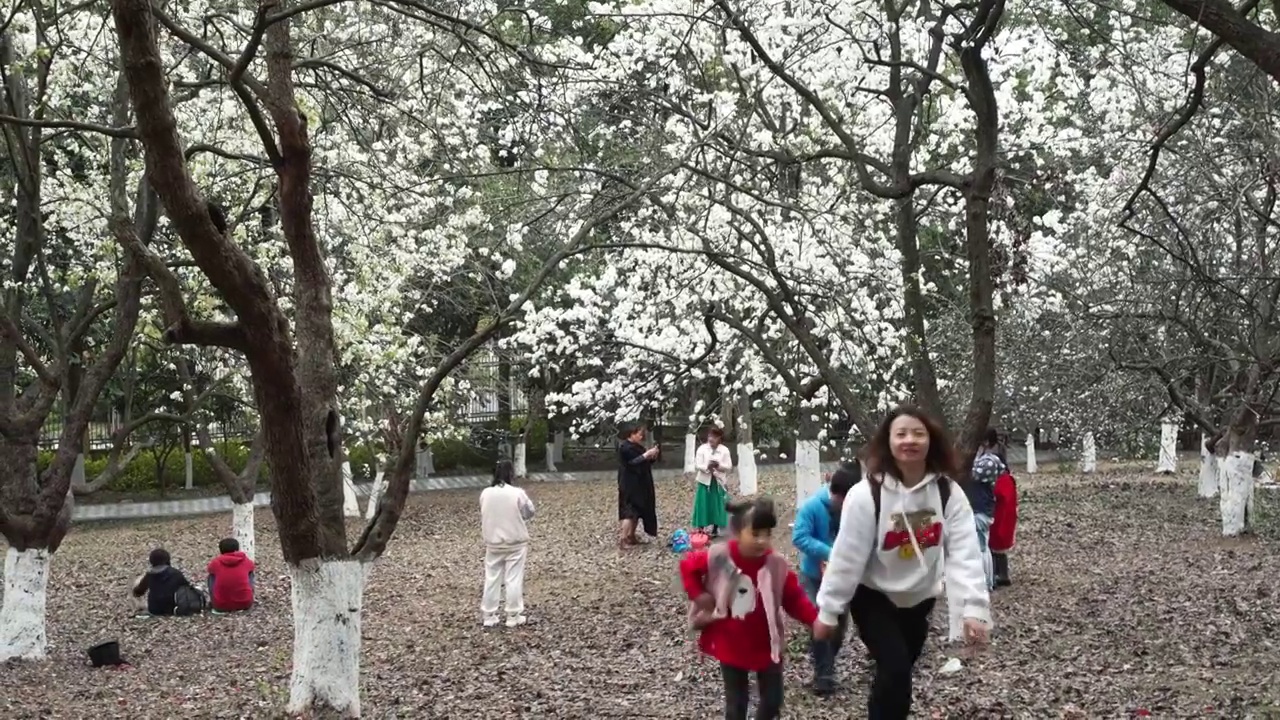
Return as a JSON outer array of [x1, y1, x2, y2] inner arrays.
[[4, 469, 1280, 719]]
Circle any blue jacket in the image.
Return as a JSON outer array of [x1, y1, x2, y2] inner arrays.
[[792, 486, 835, 581]]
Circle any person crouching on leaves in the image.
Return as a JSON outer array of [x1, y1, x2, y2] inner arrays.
[[814, 405, 991, 720], [680, 497, 817, 720], [480, 459, 535, 628]]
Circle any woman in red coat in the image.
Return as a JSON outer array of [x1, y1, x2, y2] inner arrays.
[[988, 471, 1018, 587]]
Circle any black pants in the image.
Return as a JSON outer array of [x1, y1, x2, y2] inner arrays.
[[849, 586, 935, 720], [720, 663, 783, 720]]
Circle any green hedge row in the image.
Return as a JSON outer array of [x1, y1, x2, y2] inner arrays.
[[45, 419, 552, 494]]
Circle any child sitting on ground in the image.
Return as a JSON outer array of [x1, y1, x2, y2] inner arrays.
[[206, 538, 256, 612], [130, 548, 191, 616], [680, 498, 818, 720]]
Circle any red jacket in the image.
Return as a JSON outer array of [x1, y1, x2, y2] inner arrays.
[[207, 551, 255, 611], [679, 541, 817, 671], [989, 471, 1018, 553]]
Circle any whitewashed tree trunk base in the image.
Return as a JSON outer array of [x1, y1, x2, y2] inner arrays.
[[1198, 435, 1218, 498], [1155, 422, 1178, 474], [552, 432, 565, 464], [0, 548, 51, 662], [342, 461, 360, 517], [1221, 452, 1254, 536], [365, 471, 386, 520], [544, 443, 557, 472], [287, 560, 368, 718], [232, 502, 256, 560], [1081, 433, 1097, 474], [1025, 433, 1037, 474], [683, 433, 697, 475], [513, 442, 527, 478], [184, 451, 194, 490], [794, 439, 822, 505], [737, 443, 758, 496]]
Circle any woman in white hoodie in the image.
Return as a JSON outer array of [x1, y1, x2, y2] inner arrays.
[[814, 406, 991, 719], [480, 460, 536, 628]]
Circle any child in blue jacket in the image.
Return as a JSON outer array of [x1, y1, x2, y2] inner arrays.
[[791, 462, 860, 696]]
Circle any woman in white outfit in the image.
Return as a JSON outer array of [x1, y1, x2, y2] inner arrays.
[[814, 406, 991, 719], [480, 459, 535, 628]]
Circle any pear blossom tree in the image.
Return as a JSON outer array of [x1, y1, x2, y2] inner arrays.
[[105, 0, 687, 713], [0, 9, 154, 659]]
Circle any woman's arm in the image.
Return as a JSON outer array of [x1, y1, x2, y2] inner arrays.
[[717, 446, 733, 471], [814, 482, 876, 626], [518, 490, 536, 521], [619, 443, 650, 466], [942, 486, 993, 625]]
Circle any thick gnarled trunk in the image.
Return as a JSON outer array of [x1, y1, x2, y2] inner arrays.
[[794, 405, 822, 505], [1156, 420, 1178, 474], [0, 547, 50, 661], [735, 392, 757, 495], [1080, 432, 1097, 473], [1025, 432, 1037, 474], [1198, 434, 1218, 498], [288, 560, 368, 717]]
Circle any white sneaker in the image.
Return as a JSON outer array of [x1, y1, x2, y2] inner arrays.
[[505, 614, 527, 628], [483, 614, 501, 628]]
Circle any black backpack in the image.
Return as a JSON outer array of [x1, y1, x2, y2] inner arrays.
[[174, 585, 208, 616]]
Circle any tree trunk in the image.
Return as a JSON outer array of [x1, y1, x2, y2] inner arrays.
[[683, 432, 698, 475], [896, 197, 946, 425], [1220, 451, 1254, 536], [1080, 433, 1097, 473], [1025, 432, 1037, 474], [184, 448, 194, 490], [1198, 433, 1218, 498], [287, 559, 368, 717], [552, 431, 565, 465], [341, 458, 360, 517], [1155, 420, 1178, 474], [795, 403, 822, 505], [233, 502, 256, 561], [365, 469, 386, 521], [513, 441, 527, 478], [736, 392, 757, 495], [0, 547, 51, 661]]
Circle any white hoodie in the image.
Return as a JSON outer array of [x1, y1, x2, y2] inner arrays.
[[815, 473, 991, 628], [480, 483, 535, 548]]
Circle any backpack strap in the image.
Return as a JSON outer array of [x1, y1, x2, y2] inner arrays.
[[938, 476, 952, 513], [871, 475, 952, 523]]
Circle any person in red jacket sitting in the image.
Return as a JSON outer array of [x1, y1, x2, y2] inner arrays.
[[680, 497, 817, 720], [206, 538, 255, 612], [989, 470, 1018, 587]]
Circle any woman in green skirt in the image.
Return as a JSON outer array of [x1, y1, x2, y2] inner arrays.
[[691, 427, 733, 535]]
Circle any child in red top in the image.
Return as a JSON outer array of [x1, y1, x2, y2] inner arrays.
[[206, 538, 255, 612], [989, 470, 1018, 587], [680, 497, 817, 720]]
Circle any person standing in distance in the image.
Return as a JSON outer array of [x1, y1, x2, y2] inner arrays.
[[814, 406, 991, 719], [617, 421, 660, 548]]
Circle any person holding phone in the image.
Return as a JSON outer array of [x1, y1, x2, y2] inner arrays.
[[617, 422, 660, 548]]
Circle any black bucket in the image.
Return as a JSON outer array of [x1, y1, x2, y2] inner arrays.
[[87, 640, 122, 667]]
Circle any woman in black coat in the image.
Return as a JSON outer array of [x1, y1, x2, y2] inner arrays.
[[617, 422, 660, 547]]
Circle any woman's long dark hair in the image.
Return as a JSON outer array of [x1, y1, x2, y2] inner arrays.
[[864, 405, 959, 481], [492, 459, 515, 486]]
